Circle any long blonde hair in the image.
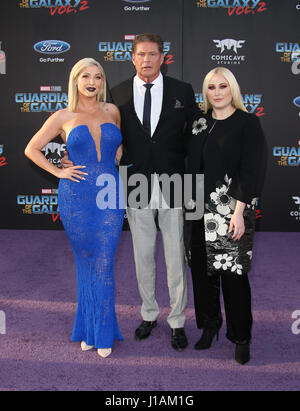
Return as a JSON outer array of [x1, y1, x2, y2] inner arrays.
[[68, 58, 107, 112], [202, 67, 247, 114]]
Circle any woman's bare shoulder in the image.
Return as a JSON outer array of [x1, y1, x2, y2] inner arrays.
[[54, 108, 75, 121], [49, 108, 76, 128], [101, 102, 120, 125], [102, 102, 119, 115]]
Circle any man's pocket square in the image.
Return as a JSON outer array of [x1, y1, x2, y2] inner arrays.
[[174, 99, 184, 109]]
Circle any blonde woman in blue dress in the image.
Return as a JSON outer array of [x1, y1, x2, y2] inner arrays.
[[25, 58, 124, 358]]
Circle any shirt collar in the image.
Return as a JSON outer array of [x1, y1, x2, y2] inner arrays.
[[134, 72, 163, 89]]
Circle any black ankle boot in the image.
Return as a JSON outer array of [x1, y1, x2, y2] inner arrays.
[[194, 328, 220, 350], [235, 343, 250, 365]]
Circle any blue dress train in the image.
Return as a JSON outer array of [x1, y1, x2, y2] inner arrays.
[[58, 123, 124, 349]]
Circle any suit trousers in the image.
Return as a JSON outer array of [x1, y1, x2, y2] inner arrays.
[[191, 218, 253, 344], [127, 207, 187, 329]]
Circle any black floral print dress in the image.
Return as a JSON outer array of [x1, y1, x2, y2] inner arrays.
[[187, 109, 266, 276]]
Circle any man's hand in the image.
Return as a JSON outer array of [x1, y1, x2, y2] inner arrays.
[[61, 151, 74, 168]]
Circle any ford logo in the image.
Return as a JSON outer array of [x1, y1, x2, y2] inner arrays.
[[34, 40, 71, 55], [294, 97, 300, 108]]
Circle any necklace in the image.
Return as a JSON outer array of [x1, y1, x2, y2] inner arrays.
[[208, 121, 217, 134]]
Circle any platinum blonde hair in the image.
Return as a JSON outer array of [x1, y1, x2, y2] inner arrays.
[[202, 67, 247, 114], [68, 58, 106, 112]]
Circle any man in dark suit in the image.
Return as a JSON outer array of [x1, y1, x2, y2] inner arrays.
[[110, 33, 200, 351]]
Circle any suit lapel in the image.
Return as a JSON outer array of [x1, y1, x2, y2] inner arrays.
[[152, 76, 173, 138], [127, 77, 149, 136], [159, 76, 173, 119]]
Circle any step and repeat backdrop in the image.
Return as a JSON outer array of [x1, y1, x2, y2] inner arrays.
[[0, 0, 299, 231]]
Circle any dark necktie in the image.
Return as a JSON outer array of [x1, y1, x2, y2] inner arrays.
[[143, 83, 154, 136]]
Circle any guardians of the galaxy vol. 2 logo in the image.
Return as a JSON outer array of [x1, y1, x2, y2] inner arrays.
[[15, 87, 68, 113], [19, 0, 90, 15], [17, 192, 59, 215], [99, 38, 173, 63], [196, 0, 267, 16]]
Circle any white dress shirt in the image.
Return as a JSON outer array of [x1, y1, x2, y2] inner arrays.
[[132, 72, 170, 209], [133, 72, 163, 138]]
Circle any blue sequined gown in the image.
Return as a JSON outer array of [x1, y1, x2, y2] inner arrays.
[[58, 123, 124, 349]]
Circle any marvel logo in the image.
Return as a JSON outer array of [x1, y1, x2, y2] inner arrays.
[[124, 35, 136, 41]]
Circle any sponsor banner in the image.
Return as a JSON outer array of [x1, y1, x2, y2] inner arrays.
[[273, 141, 300, 167], [99, 36, 174, 63], [42, 141, 67, 168], [290, 196, 300, 221], [15, 87, 67, 113], [211, 38, 247, 65], [0, 0, 297, 231], [0, 42, 6, 75], [195, 93, 264, 116], [292, 59, 300, 75], [275, 42, 300, 64], [0, 144, 8, 167], [122, 0, 151, 12], [195, 0, 268, 16], [293, 96, 300, 116], [34, 40, 71, 63], [17, 193, 59, 215], [34, 40, 71, 55], [19, 0, 90, 15], [17, 190, 61, 224], [243, 94, 265, 116]]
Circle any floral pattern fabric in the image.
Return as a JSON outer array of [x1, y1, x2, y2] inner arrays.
[[204, 174, 256, 277]]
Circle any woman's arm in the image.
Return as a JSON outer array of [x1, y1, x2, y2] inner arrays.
[[25, 110, 87, 182], [227, 114, 266, 241], [228, 114, 266, 204], [107, 103, 123, 164]]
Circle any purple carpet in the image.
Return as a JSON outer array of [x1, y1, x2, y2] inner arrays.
[[0, 229, 300, 391]]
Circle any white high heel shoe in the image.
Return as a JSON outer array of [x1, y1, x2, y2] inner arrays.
[[97, 348, 112, 358], [81, 341, 94, 352]]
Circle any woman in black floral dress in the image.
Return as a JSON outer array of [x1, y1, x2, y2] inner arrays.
[[187, 67, 266, 365]]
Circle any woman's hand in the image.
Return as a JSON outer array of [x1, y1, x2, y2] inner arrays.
[[228, 200, 246, 241], [115, 144, 123, 165], [229, 213, 245, 241], [56, 166, 88, 183]]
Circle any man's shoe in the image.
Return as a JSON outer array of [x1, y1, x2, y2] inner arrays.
[[171, 328, 188, 351], [135, 320, 157, 341]]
